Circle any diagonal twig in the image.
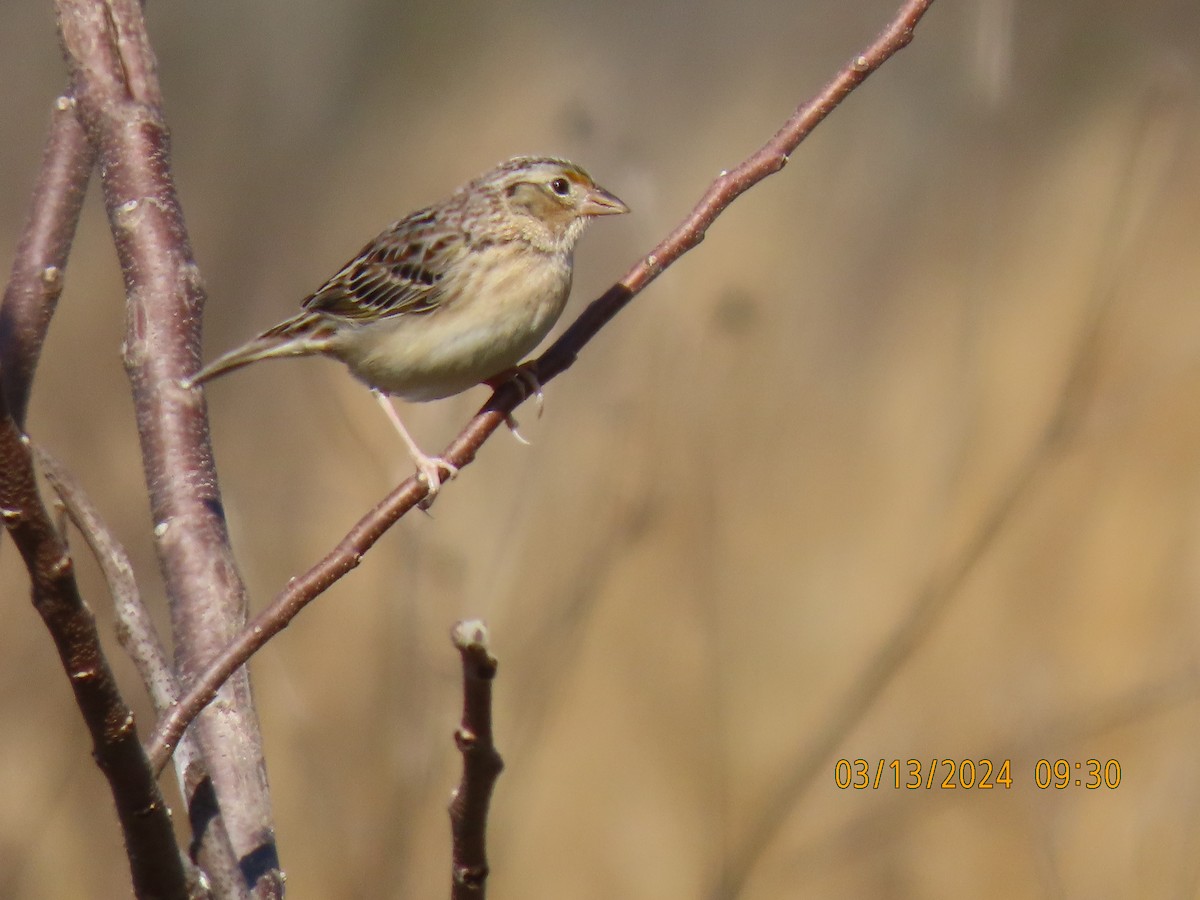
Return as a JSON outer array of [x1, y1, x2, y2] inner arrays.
[[145, 0, 937, 773], [39, 448, 249, 900], [0, 395, 188, 898], [705, 60, 1186, 900], [40, 449, 179, 716]]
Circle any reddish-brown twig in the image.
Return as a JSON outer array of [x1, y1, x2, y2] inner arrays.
[[0, 399, 188, 898], [706, 70, 1182, 900], [0, 93, 93, 428], [448, 621, 505, 900], [146, 0, 937, 772], [39, 449, 249, 899]]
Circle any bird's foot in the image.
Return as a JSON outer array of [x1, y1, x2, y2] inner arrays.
[[488, 365, 544, 416], [487, 365, 545, 445], [414, 452, 458, 508]]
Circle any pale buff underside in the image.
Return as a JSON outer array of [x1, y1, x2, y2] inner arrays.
[[329, 246, 573, 401]]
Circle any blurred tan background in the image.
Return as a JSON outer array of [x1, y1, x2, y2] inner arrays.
[[3, 1, 1200, 897]]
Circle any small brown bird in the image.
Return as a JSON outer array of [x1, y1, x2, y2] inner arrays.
[[188, 156, 628, 496]]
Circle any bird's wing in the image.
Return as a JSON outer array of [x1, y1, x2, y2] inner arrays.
[[300, 210, 469, 322]]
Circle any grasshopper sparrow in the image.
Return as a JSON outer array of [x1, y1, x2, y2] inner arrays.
[[189, 156, 628, 496]]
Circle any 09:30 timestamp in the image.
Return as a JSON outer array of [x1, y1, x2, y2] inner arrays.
[[834, 758, 1122, 790]]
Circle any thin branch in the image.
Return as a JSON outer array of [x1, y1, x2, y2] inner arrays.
[[39, 449, 248, 900], [146, 0, 937, 772], [40, 448, 177, 715], [449, 621, 504, 900], [54, 0, 281, 893], [0, 92, 93, 429], [0, 399, 187, 899], [0, 68, 188, 900], [706, 58, 1184, 900]]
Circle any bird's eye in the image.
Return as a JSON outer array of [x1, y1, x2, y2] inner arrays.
[[549, 177, 571, 196]]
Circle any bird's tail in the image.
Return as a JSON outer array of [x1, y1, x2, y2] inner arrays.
[[187, 312, 334, 387]]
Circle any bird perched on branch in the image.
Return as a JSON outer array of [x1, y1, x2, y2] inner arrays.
[[187, 156, 628, 498]]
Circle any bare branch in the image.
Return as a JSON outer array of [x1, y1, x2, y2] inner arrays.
[[449, 621, 504, 900], [535, 0, 936, 384], [0, 397, 188, 898], [38, 449, 249, 900], [706, 58, 1183, 900], [146, 0, 937, 773], [0, 55, 189, 900], [54, 0, 281, 892], [145, 476, 430, 771], [0, 92, 93, 428], [39, 448, 176, 714]]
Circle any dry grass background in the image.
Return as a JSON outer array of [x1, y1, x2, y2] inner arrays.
[[3, 1, 1200, 897]]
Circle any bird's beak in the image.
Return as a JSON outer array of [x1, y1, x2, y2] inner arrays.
[[582, 185, 630, 217]]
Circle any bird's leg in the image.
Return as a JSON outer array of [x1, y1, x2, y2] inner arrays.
[[372, 390, 458, 499], [486, 364, 545, 444]]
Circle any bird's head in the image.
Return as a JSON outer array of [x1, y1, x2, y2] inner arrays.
[[472, 156, 628, 253]]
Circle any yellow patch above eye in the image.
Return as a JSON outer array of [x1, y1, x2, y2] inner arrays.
[[562, 168, 591, 187]]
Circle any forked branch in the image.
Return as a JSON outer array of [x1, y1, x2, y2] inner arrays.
[[0, 398, 188, 898], [55, 0, 280, 891]]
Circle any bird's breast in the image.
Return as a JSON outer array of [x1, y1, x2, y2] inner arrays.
[[332, 249, 572, 401]]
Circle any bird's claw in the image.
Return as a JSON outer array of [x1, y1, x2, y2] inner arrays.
[[415, 455, 458, 508], [505, 414, 532, 445], [512, 367, 545, 419]]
